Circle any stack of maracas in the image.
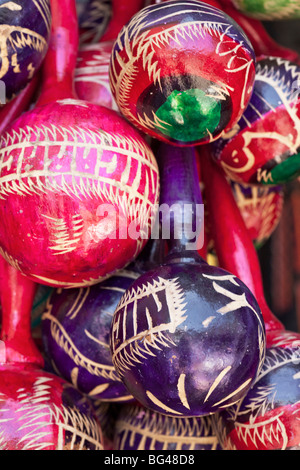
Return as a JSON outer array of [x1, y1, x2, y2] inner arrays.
[[0, 0, 299, 450]]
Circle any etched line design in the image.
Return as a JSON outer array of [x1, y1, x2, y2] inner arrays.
[[146, 390, 183, 416], [111, 277, 187, 376]]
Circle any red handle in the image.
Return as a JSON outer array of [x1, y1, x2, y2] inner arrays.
[[0, 257, 44, 366], [37, 0, 79, 106], [198, 146, 284, 334], [101, 0, 145, 42]]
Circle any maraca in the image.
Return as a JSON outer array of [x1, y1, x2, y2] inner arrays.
[[200, 148, 300, 450], [77, 0, 112, 44], [0, 0, 159, 288], [212, 55, 300, 185], [109, 0, 256, 146], [219, 0, 300, 21], [0, 0, 51, 102], [0, 257, 104, 450], [110, 143, 265, 417], [75, 40, 118, 109], [114, 403, 222, 450]]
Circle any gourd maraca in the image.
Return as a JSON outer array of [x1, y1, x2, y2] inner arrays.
[[220, 2, 300, 64], [0, 0, 51, 103], [110, 143, 266, 417], [77, 0, 112, 44], [109, 0, 256, 146], [41, 238, 165, 402], [0, 0, 159, 288], [200, 148, 300, 450], [219, 0, 300, 21], [75, 40, 118, 110], [114, 403, 222, 450], [0, 257, 104, 450], [212, 55, 300, 185]]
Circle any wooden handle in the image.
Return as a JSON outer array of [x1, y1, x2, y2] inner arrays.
[[198, 145, 284, 333]]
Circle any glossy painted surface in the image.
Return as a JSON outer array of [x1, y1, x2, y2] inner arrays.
[[42, 269, 139, 401], [0, 0, 51, 102], [220, 0, 300, 20], [231, 182, 283, 249], [75, 41, 117, 109], [0, 0, 159, 288], [0, 364, 104, 450], [109, 0, 256, 146], [114, 403, 222, 450], [212, 56, 300, 185], [199, 149, 300, 450], [110, 144, 265, 417]]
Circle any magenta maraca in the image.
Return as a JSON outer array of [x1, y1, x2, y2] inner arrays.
[[41, 238, 165, 402], [212, 55, 300, 185], [0, 0, 159, 289], [0, 257, 104, 450], [109, 0, 256, 146], [114, 403, 222, 450], [0, 0, 51, 103], [110, 143, 265, 417], [200, 147, 300, 450]]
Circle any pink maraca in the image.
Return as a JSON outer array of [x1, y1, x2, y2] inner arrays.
[[0, 0, 159, 289]]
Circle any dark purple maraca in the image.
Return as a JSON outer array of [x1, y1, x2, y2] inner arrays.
[[110, 143, 266, 417], [42, 238, 165, 402], [114, 403, 222, 450], [0, 0, 51, 102]]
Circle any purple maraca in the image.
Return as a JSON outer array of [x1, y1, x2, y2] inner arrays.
[[0, 0, 51, 102], [42, 238, 165, 402], [110, 143, 266, 417], [114, 403, 222, 450]]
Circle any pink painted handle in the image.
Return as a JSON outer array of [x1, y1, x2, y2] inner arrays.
[[220, 2, 300, 63], [198, 146, 284, 334], [0, 257, 44, 366], [37, 0, 79, 106]]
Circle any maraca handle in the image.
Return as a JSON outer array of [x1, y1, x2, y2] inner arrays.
[[101, 0, 145, 41], [221, 3, 300, 63], [37, 0, 79, 106], [0, 257, 44, 366], [198, 146, 284, 333]]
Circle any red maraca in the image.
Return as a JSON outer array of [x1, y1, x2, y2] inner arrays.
[[100, 0, 145, 42], [199, 147, 300, 450], [0, 0, 159, 289], [0, 258, 104, 450]]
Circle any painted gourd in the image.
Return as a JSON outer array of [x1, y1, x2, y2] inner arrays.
[[231, 182, 283, 249], [41, 238, 165, 401], [0, 0, 51, 102], [219, 0, 300, 21], [114, 403, 222, 450], [76, 0, 112, 44], [109, 0, 256, 146], [212, 56, 300, 185], [0, 257, 104, 450], [0, 0, 159, 289], [200, 148, 300, 450], [75, 40, 118, 109], [110, 143, 265, 417]]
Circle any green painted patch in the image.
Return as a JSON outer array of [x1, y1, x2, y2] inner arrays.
[[155, 89, 221, 143], [266, 152, 300, 184], [239, 0, 300, 15]]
